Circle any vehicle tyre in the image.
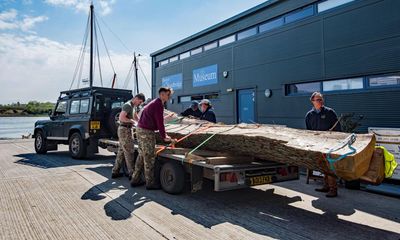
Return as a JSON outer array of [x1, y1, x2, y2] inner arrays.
[[69, 132, 87, 159], [160, 161, 185, 194], [108, 107, 121, 138], [34, 131, 47, 154]]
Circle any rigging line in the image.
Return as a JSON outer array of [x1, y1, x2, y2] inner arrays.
[[95, 15, 116, 74], [123, 61, 134, 89], [70, 11, 90, 90], [97, 15, 132, 54], [77, 43, 87, 89], [137, 62, 151, 89], [94, 16, 103, 87]]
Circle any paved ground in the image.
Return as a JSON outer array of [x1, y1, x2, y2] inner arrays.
[[0, 139, 399, 240]]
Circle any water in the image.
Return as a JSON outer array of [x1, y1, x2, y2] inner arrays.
[[0, 117, 48, 139]]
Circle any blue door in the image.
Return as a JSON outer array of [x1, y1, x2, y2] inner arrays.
[[237, 89, 255, 123]]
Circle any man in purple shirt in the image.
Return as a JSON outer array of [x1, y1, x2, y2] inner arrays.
[[131, 87, 174, 189]]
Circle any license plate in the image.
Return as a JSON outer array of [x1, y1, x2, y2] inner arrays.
[[90, 121, 101, 130], [249, 175, 272, 186]]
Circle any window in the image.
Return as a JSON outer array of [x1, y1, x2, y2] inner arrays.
[[285, 5, 314, 24], [169, 56, 178, 63], [219, 34, 235, 46], [160, 59, 169, 66], [55, 101, 67, 114], [70, 100, 80, 114], [259, 17, 284, 33], [191, 95, 204, 101], [323, 78, 364, 91], [204, 41, 218, 51], [80, 99, 90, 113], [318, 0, 354, 13], [205, 93, 219, 100], [178, 96, 191, 103], [180, 51, 190, 60], [286, 82, 321, 95], [237, 27, 257, 41], [191, 47, 202, 56], [369, 75, 400, 87], [70, 99, 90, 114]]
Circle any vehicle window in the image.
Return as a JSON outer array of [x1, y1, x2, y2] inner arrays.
[[80, 99, 90, 113], [55, 101, 67, 115], [70, 100, 80, 114], [111, 101, 124, 108]]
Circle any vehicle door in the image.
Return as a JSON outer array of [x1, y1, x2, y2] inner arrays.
[[65, 98, 91, 137], [48, 100, 68, 140]]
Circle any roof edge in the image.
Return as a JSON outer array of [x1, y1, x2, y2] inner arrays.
[[150, 0, 280, 57]]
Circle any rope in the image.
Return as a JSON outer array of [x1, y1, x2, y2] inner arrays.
[[326, 133, 357, 172], [70, 11, 90, 90], [156, 124, 207, 155], [94, 18, 103, 87], [188, 125, 236, 155], [95, 15, 116, 74]]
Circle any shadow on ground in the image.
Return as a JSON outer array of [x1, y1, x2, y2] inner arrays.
[[81, 165, 400, 240], [14, 151, 114, 169]]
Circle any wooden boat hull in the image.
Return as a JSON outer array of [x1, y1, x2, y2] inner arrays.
[[163, 112, 376, 181]]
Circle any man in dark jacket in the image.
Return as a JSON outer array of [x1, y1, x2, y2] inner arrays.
[[305, 92, 341, 198], [199, 99, 216, 123], [181, 101, 202, 118]]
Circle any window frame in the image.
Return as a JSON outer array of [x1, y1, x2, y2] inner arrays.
[[237, 27, 258, 41], [219, 34, 236, 47], [259, 17, 284, 33], [190, 47, 203, 56], [367, 74, 400, 89], [204, 41, 218, 51], [69, 98, 90, 115], [317, 0, 355, 13], [285, 81, 322, 96], [284, 5, 315, 24], [322, 77, 364, 92], [180, 51, 190, 60]]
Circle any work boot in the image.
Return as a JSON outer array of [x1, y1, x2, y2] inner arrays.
[[326, 188, 338, 198], [326, 176, 338, 198], [315, 185, 330, 192], [146, 184, 161, 190], [111, 172, 123, 179], [130, 180, 145, 187]]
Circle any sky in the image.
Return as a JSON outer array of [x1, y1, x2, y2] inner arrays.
[[0, 0, 265, 104]]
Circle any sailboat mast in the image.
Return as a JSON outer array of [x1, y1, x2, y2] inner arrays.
[[89, 4, 94, 88], [133, 53, 139, 94]]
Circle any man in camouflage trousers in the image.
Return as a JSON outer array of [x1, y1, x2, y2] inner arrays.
[[131, 87, 176, 189], [111, 93, 145, 179]]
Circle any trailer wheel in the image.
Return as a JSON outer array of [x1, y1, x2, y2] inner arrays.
[[160, 161, 185, 194]]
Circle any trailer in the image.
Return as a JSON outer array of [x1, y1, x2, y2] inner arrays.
[[99, 138, 299, 194]]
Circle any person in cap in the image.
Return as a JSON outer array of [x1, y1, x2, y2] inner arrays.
[[181, 100, 202, 118], [199, 99, 216, 123], [305, 92, 341, 198], [112, 93, 145, 179]]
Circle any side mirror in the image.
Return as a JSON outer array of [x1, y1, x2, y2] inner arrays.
[[48, 109, 53, 116]]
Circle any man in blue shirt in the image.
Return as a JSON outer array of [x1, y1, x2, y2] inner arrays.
[[305, 92, 341, 197], [181, 101, 202, 118], [199, 99, 216, 123]]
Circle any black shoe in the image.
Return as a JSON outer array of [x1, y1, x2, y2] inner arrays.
[[146, 185, 161, 190], [315, 186, 330, 193], [111, 173, 122, 179], [130, 181, 145, 187]]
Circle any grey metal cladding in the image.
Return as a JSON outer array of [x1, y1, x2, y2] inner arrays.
[[153, 0, 400, 131]]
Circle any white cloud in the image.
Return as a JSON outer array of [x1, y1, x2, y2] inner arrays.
[[45, 0, 116, 16], [0, 9, 48, 33], [0, 33, 152, 104]]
